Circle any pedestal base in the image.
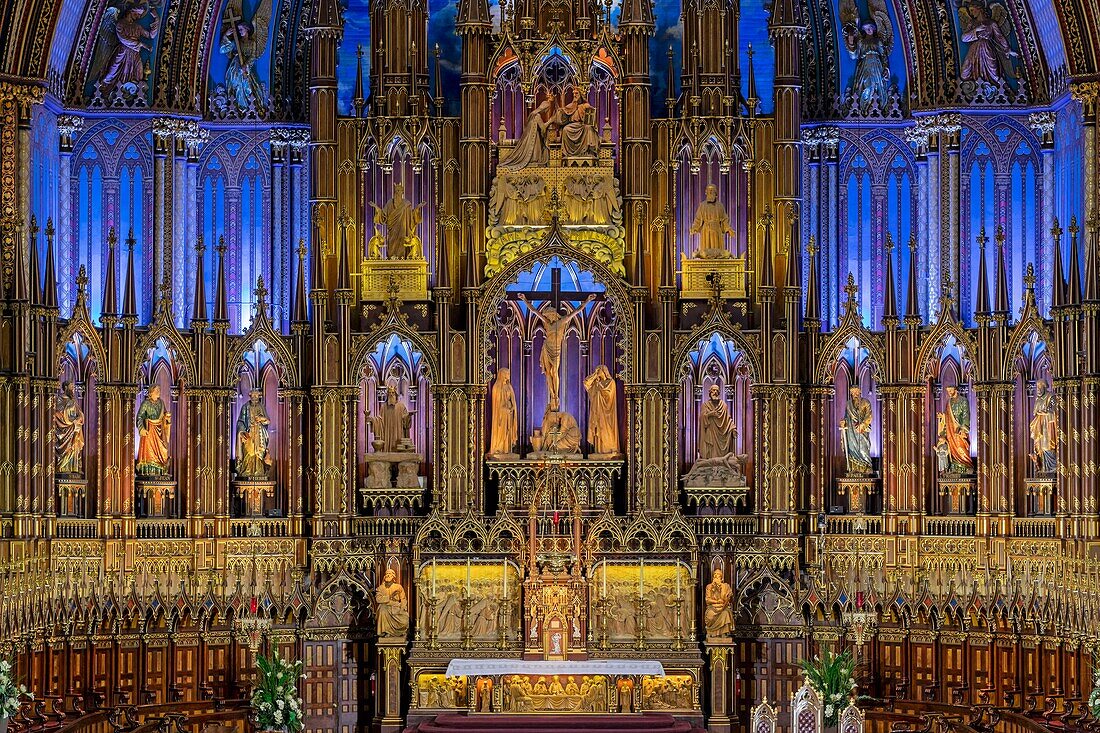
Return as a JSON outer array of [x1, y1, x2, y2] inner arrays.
[[232, 479, 275, 517], [136, 478, 176, 517]]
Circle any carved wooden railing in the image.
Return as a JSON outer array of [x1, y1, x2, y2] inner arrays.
[[1011, 518, 1058, 538], [55, 519, 99, 539], [7, 697, 250, 733], [134, 520, 188, 540], [691, 515, 759, 537], [922, 517, 977, 537]]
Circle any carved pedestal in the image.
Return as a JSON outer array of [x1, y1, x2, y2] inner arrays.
[[361, 453, 425, 513], [679, 256, 749, 299], [55, 478, 87, 517], [835, 477, 877, 514], [705, 643, 734, 733], [232, 480, 275, 517], [1025, 478, 1054, 516], [937, 478, 977, 515], [136, 478, 176, 518], [358, 258, 428, 301], [376, 640, 406, 733]]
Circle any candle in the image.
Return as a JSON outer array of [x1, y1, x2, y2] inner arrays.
[[676, 566, 681, 598], [639, 559, 645, 598], [602, 563, 607, 597], [432, 559, 437, 596], [503, 559, 508, 599], [466, 558, 471, 596]]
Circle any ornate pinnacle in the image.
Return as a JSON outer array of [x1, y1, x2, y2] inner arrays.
[[995, 224, 1006, 250], [1052, 217, 1063, 241], [1024, 263, 1036, 290], [254, 275, 268, 306], [29, 214, 39, 238], [885, 231, 894, 251], [76, 265, 88, 294], [843, 272, 858, 302], [158, 277, 172, 307], [196, 234, 205, 255], [126, 226, 137, 250], [297, 238, 307, 260], [976, 225, 988, 249], [45, 217, 55, 240], [909, 233, 918, 253], [1069, 215, 1080, 237], [338, 207, 352, 229], [806, 235, 816, 257], [216, 234, 227, 256]]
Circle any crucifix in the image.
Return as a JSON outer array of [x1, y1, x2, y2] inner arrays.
[[506, 267, 605, 410]]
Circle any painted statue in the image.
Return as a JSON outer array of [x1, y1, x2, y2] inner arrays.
[[957, 0, 1017, 85], [236, 388, 272, 479], [840, 385, 874, 476], [87, 0, 161, 97], [218, 0, 272, 114], [703, 568, 734, 639], [840, 0, 893, 114], [698, 384, 736, 459], [54, 381, 85, 476], [935, 385, 974, 475], [499, 97, 555, 170], [369, 385, 413, 453], [375, 568, 410, 638], [689, 185, 735, 259], [554, 92, 600, 160], [519, 293, 596, 411], [488, 368, 518, 458], [583, 365, 620, 457], [370, 183, 425, 259], [136, 384, 171, 476], [1030, 379, 1057, 475]]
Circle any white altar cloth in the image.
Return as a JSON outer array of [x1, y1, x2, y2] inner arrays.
[[444, 659, 665, 678]]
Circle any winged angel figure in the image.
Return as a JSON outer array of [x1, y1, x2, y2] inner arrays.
[[218, 0, 272, 115], [957, 0, 1017, 86], [86, 0, 161, 100], [840, 0, 893, 115]]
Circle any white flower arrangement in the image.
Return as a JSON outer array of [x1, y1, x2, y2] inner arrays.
[[799, 649, 857, 727], [0, 658, 33, 720], [251, 654, 305, 733], [1089, 650, 1100, 718]]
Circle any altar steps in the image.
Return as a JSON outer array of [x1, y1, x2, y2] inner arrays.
[[404, 712, 706, 733]]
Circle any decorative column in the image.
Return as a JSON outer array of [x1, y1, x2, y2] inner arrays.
[[706, 643, 734, 733], [1028, 111, 1056, 314], [802, 129, 821, 287], [269, 131, 288, 329], [619, 0, 654, 284], [456, 0, 491, 283], [57, 115, 84, 314], [906, 122, 932, 321], [151, 118, 176, 305], [0, 82, 44, 291], [180, 123, 207, 322], [768, 0, 805, 282], [822, 128, 840, 326], [935, 114, 963, 310], [1071, 83, 1100, 226]]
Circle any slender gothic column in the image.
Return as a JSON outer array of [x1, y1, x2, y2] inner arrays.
[[906, 124, 931, 321], [1029, 112, 1056, 314], [1071, 83, 1100, 226], [769, 5, 804, 283], [151, 119, 176, 307], [456, 0, 491, 284], [936, 114, 962, 310], [57, 116, 84, 314], [822, 129, 840, 326], [181, 124, 207, 322], [269, 133, 287, 329]]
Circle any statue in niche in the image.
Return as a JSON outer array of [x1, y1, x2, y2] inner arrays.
[[584, 365, 620, 458], [531, 406, 582, 456], [370, 183, 425, 259], [839, 385, 874, 476], [689, 185, 735, 259], [488, 368, 519, 459], [935, 385, 974, 475], [499, 97, 555, 170], [367, 224, 384, 259], [616, 679, 634, 713], [957, 0, 1017, 86], [704, 568, 733, 640], [218, 0, 272, 114], [698, 384, 736, 459], [840, 0, 893, 115], [54, 381, 86, 476], [375, 568, 410, 638], [135, 384, 171, 477], [1029, 379, 1057, 475], [236, 387, 272, 479], [369, 384, 414, 453], [519, 293, 595, 410], [554, 92, 600, 161], [87, 0, 161, 98]]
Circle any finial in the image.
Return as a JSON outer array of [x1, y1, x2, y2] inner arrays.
[[159, 277, 172, 303], [995, 224, 1006, 249], [844, 272, 858, 301], [45, 217, 55, 240], [338, 207, 351, 228], [196, 234, 205, 255], [108, 226, 118, 250], [255, 275, 268, 305], [1024, 263, 1036, 290], [976, 225, 987, 249], [76, 265, 88, 294], [908, 233, 918, 253], [806, 234, 816, 257], [29, 214, 39, 237], [1070, 215, 1080, 237], [1052, 216, 1063, 240], [297, 237, 307, 260], [126, 226, 136, 250], [217, 234, 227, 256], [885, 231, 894, 251]]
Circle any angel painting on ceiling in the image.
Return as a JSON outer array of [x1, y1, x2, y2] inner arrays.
[[840, 0, 893, 115], [217, 0, 272, 115], [86, 0, 161, 101], [957, 0, 1018, 86]]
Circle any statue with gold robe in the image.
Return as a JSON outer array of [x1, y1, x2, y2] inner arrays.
[[136, 384, 171, 476], [236, 388, 272, 479], [488, 368, 518, 458], [375, 568, 410, 638], [371, 183, 425, 259], [689, 185, 735, 259], [370, 386, 413, 453], [704, 568, 733, 639], [54, 381, 85, 476], [1030, 379, 1057, 475], [584, 365, 620, 458], [935, 385, 974, 475]]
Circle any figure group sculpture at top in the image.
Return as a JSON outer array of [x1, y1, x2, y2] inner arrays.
[[499, 91, 601, 170]]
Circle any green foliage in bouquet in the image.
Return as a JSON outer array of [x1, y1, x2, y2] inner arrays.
[[251, 653, 305, 733], [799, 648, 857, 727], [1088, 649, 1100, 717], [0, 658, 33, 720]]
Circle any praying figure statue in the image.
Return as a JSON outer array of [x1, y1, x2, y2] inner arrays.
[[375, 568, 410, 638], [689, 185, 735, 259], [704, 568, 733, 640], [236, 388, 272, 479], [519, 293, 596, 411], [369, 384, 413, 453], [370, 183, 425, 259], [583, 365, 620, 458], [488, 368, 518, 459], [840, 386, 874, 476], [935, 385, 974, 475], [1030, 379, 1057, 475], [531, 407, 582, 455], [54, 381, 86, 476], [698, 384, 736, 459], [499, 97, 555, 170], [136, 384, 171, 476]]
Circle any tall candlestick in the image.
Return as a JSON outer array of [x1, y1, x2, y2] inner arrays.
[[676, 565, 681, 597], [503, 559, 508, 599], [639, 559, 644, 598], [432, 559, 437, 595], [602, 563, 607, 597], [466, 558, 471, 596]]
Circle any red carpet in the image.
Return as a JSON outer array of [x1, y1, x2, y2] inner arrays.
[[404, 713, 706, 733]]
